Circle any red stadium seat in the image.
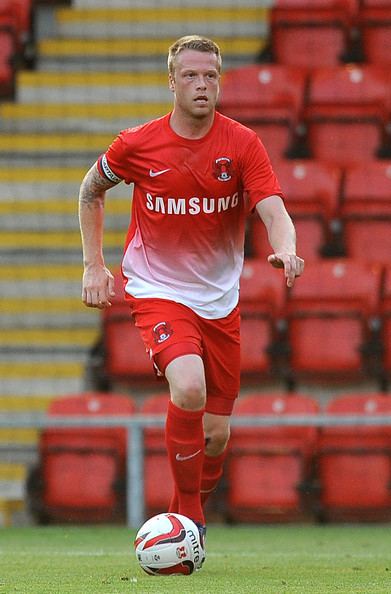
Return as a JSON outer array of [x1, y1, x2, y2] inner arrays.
[[359, 1, 391, 65], [239, 259, 287, 381], [94, 270, 155, 388], [247, 122, 293, 164], [139, 393, 173, 517], [0, 0, 33, 54], [226, 392, 319, 522], [317, 393, 391, 521], [381, 265, 391, 385], [304, 65, 389, 166], [341, 161, 391, 263], [28, 392, 136, 523], [0, 29, 16, 98], [284, 258, 383, 386], [270, 0, 359, 69], [218, 64, 306, 160], [218, 64, 306, 124], [251, 160, 342, 261]]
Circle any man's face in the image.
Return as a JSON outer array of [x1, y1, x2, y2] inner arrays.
[[169, 49, 220, 119]]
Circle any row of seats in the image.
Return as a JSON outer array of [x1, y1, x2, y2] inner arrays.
[[26, 391, 391, 524], [247, 158, 391, 263], [218, 63, 391, 165], [240, 258, 390, 389], [87, 259, 391, 393], [267, 0, 391, 69]]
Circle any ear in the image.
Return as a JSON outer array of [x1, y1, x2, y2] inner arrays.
[[168, 74, 175, 93]]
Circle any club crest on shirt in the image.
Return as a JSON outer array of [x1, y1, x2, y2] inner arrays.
[[213, 157, 234, 182], [152, 321, 173, 344]]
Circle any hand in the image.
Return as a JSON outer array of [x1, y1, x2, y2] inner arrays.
[[268, 253, 304, 288], [82, 264, 116, 309]]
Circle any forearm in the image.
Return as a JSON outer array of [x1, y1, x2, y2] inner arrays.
[[78, 163, 111, 267], [256, 195, 296, 254]]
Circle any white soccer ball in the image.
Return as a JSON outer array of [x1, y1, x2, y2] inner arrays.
[[134, 512, 205, 575]]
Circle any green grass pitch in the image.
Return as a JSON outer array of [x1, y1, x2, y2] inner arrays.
[[1, 524, 390, 593]]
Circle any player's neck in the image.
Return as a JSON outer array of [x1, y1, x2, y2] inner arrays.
[[169, 109, 215, 140]]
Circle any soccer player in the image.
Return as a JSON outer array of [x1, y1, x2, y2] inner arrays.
[[78, 35, 304, 549]]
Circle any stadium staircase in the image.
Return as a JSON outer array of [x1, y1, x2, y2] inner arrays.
[[0, 0, 271, 524]]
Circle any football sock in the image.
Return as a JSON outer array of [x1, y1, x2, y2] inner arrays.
[[201, 450, 227, 506], [168, 489, 178, 514], [165, 400, 205, 524], [169, 448, 228, 511]]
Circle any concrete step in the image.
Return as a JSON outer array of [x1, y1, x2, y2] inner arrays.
[[54, 6, 269, 39], [0, 195, 130, 233], [0, 377, 86, 397], [0, 166, 132, 199], [0, 354, 89, 396], [0, 210, 129, 233], [0, 328, 99, 351], [0, 462, 28, 526], [15, 71, 171, 104], [38, 35, 265, 62], [0, 268, 82, 296], [0, 132, 116, 154], [73, 0, 270, 10], [0, 396, 53, 412], [0, 101, 170, 133], [0, 298, 98, 329], [0, 229, 123, 251], [0, 196, 130, 215]]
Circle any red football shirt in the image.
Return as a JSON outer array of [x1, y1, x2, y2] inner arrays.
[[98, 111, 283, 319]]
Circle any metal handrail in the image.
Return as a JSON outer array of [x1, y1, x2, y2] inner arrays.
[[2, 412, 391, 527]]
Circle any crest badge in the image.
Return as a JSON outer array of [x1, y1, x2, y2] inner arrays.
[[213, 157, 234, 182], [152, 321, 173, 344]]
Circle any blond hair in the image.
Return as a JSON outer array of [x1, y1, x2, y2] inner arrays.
[[168, 35, 222, 76]]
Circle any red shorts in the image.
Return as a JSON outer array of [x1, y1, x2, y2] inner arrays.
[[126, 296, 240, 415]]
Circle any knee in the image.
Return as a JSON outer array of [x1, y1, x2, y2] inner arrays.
[[170, 377, 206, 411], [205, 426, 230, 456]]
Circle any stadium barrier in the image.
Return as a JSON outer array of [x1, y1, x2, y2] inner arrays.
[[1, 412, 391, 527]]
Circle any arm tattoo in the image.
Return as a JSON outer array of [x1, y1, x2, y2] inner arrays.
[[79, 164, 118, 207]]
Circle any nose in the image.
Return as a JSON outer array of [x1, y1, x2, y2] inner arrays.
[[195, 75, 207, 89]]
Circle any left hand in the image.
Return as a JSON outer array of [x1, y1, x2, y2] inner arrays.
[[268, 253, 304, 287]]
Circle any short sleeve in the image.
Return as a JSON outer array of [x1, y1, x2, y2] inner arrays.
[[240, 131, 284, 211], [97, 130, 133, 185]]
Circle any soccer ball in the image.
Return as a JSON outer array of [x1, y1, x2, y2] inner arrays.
[[134, 512, 205, 575]]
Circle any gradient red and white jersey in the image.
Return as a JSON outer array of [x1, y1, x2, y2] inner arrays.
[[97, 111, 283, 319]]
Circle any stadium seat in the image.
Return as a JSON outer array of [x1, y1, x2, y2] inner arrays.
[[239, 258, 287, 381], [0, 29, 16, 98], [304, 65, 389, 166], [341, 161, 391, 263], [358, 1, 391, 65], [226, 392, 319, 522], [381, 265, 391, 387], [0, 0, 33, 57], [270, 0, 359, 69], [250, 160, 343, 261], [247, 122, 294, 164], [90, 270, 156, 389], [27, 392, 136, 524], [284, 258, 383, 387], [139, 392, 173, 517], [218, 64, 306, 160], [317, 393, 391, 522]]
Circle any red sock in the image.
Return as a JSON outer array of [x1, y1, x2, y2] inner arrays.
[[165, 400, 205, 524], [168, 490, 178, 513], [170, 450, 228, 510], [201, 450, 227, 505]]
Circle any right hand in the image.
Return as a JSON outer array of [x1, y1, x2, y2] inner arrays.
[[82, 264, 115, 309]]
